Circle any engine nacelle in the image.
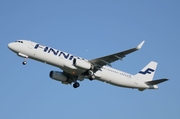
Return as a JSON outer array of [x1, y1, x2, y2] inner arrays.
[[73, 58, 92, 70], [49, 71, 67, 82]]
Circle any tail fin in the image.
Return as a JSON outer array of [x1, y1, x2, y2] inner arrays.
[[135, 61, 157, 82]]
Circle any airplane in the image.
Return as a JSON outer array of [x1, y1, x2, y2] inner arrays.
[[8, 40, 168, 91]]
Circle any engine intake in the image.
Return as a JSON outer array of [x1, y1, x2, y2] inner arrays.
[[49, 71, 67, 82], [73, 58, 92, 70]]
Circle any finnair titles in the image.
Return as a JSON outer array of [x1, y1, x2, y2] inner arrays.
[[8, 40, 168, 91], [34, 44, 85, 61]]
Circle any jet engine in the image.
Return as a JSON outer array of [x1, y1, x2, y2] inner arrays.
[[49, 71, 67, 82], [73, 58, 92, 70]]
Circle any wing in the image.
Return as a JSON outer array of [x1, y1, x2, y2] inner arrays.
[[62, 71, 85, 83], [89, 41, 145, 70]]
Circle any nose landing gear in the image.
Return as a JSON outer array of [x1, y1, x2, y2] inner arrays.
[[22, 61, 27, 65], [17, 53, 28, 65], [22, 57, 28, 65]]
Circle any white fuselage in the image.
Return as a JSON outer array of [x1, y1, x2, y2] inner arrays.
[[8, 40, 150, 89]]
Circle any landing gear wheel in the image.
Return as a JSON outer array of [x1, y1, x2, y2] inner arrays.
[[89, 77, 93, 81], [88, 70, 95, 81], [73, 82, 80, 88], [22, 61, 27, 65], [88, 70, 94, 75], [89, 75, 95, 81]]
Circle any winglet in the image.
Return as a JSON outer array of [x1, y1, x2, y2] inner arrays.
[[136, 41, 145, 50]]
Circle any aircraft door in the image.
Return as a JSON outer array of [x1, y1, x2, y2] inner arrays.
[[134, 78, 139, 85], [28, 41, 34, 49], [28, 41, 36, 56]]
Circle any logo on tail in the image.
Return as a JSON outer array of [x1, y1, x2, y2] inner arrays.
[[139, 68, 155, 75]]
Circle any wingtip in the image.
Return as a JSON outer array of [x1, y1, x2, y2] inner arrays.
[[137, 41, 145, 49]]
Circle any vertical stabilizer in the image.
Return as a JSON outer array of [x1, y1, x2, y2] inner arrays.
[[135, 61, 157, 82]]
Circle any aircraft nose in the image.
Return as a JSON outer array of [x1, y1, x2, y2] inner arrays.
[[8, 43, 13, 49], [8, 42, 17, 51]]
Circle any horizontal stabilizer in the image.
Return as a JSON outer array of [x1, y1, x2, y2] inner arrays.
[[145, 78, 169, 85]]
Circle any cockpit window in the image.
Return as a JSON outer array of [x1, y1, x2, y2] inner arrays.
[[15, 40, 23, 43]]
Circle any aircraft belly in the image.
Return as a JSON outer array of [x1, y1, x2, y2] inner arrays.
[[98, 70, 148, 89]]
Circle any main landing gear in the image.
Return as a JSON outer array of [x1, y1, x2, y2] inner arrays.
[[88, 70, 95, 81], [73, 82, 80, 88], [72, 76, 80, 88]]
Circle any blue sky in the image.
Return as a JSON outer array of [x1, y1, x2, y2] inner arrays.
[[1, 0, 180, 118]]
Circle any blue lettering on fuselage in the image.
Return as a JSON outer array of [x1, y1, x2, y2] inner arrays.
[[59, 51, 69, 59], [48, 48, 59, 55], [69, 55, 74, 60], [34, 44, 84, 60], [44, 46, 49, 52]]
